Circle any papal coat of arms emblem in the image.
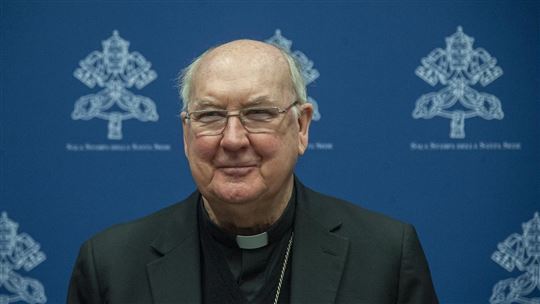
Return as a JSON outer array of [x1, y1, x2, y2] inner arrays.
[[490, 212, 540, 304], [265, 29, 322, 121], [72, 30, 158, 140], [412, 26, 504, 139], [0, 212, 47, 304]]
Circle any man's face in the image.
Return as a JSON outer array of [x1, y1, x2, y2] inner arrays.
[[182, 41, 312, 206]]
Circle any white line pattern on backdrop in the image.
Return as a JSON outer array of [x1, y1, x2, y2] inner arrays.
[[0, 212, 47, 304], [490, 212, 540, 304], [412, 26, 504, 139], [265, 29, 322, 121], [72, 30, 158, 140]]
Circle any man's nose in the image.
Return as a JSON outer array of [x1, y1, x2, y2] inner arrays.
[[220, 115, 249, 150]]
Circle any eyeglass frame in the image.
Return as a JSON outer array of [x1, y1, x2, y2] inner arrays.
[[183, 100, 300, 136]]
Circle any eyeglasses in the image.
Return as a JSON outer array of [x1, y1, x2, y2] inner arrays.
[[184, 101, 299, 136]]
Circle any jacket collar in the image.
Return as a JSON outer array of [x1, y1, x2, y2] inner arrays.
[[147, 191, 202, 303], [145, 179, 349, 304], [290, 178, 350, 304]]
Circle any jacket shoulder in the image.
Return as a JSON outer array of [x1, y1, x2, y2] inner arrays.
[[298, 184, 410, 241], [87, 192, 198, 250]]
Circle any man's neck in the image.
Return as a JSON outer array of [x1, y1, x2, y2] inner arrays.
[[202, 179, 294, 235]]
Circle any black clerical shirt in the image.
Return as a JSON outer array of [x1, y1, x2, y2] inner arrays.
[[198, 189, 295, 304]]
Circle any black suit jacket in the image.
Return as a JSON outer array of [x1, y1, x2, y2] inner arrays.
[[68, 181, 438, 303]]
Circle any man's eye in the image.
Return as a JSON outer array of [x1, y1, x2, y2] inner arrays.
[[194, 111, 226, 122], [243, 108, 277, 121]]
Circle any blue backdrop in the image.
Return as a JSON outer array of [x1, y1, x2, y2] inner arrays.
[[1, 1, 539, 303]]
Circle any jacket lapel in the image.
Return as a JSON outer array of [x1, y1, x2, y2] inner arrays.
[[146, 192, 202, 303], [290, 182, 350, 304], [143, 182, 350, 303]]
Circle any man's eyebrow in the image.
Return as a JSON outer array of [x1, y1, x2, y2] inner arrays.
[[191, 97, 276, 109], [191, 100, 222, 109], [246, 96, 274, 106]]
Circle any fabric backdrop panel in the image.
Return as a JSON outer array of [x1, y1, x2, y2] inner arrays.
[[1, 1, 539, 303]]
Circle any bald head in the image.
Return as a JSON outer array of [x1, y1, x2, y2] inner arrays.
[[201, 39, 287, 70], [179, 39, 307, 112]]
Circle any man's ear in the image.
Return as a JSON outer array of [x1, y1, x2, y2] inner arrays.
[[181, 112, 189, 157], [297, 103, 313, 155]]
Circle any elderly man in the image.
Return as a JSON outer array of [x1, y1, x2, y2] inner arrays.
[[68, 40, 438, 303]]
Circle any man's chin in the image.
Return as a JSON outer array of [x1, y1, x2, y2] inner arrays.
[[214, 188, 261, 204], [209, 181, 265, 204], [205, 172, 267, 203]]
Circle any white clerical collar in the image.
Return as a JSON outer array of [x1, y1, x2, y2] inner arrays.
[[236, 232, 269, 249]]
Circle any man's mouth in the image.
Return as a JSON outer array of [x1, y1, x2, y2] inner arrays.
[[217, 165, 257, 176]]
